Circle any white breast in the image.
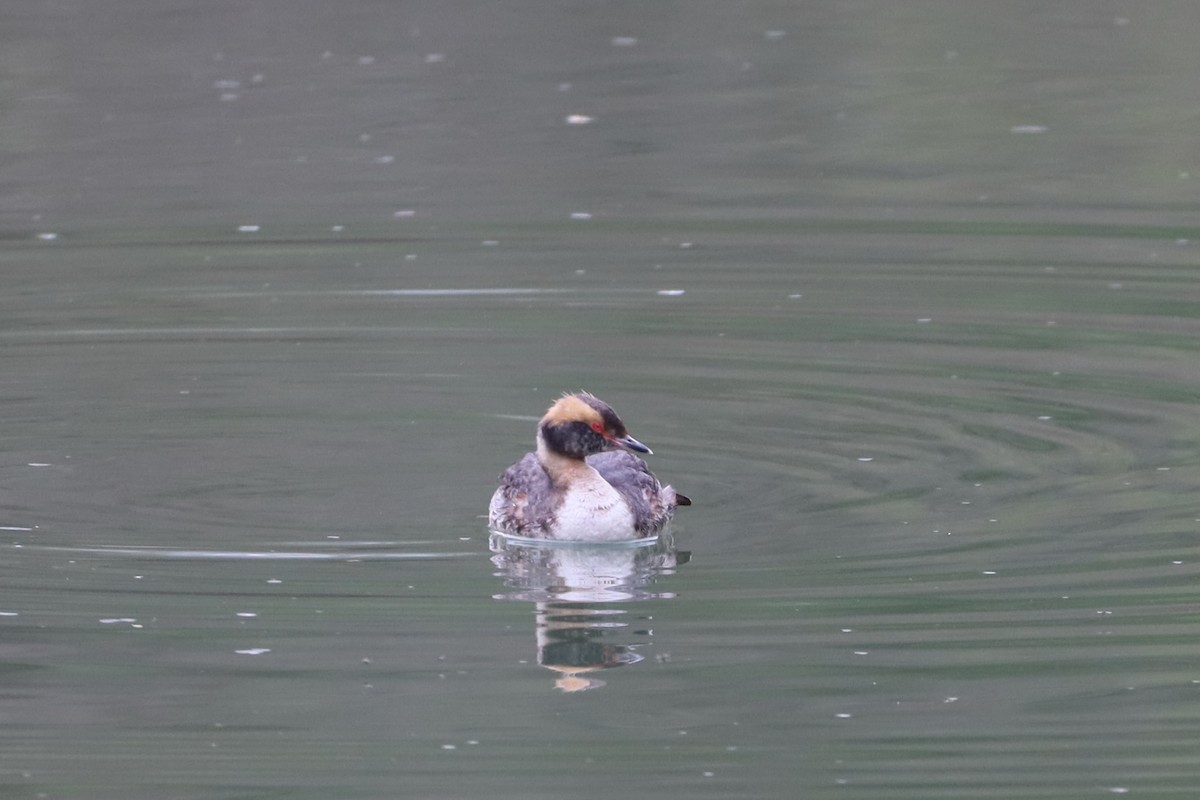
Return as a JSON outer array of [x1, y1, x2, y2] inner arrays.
[[551, 470, 637, 540]]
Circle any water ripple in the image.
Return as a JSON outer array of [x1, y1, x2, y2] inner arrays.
[[16, 544, 474, 561]]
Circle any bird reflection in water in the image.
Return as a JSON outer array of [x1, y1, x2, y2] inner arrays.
[[489, 531, 688, 692]]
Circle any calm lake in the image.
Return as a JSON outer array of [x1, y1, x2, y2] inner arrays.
[[3, 2, 1200, 798]]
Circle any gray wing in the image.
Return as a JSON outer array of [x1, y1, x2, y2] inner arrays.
[[489, 452, 556, 535], [587, 451, 681, 536]]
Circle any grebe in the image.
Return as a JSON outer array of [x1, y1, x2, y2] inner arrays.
[[489, 393, 690, 540]]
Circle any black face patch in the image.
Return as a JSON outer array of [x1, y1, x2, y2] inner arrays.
[[540, 419, 608, 459], [577, 394, 628, 437]]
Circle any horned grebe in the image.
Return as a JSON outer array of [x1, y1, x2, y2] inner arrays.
[[488, 393, 690, 540]]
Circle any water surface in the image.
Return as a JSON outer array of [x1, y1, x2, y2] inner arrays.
[[3, 2, 1200, 799]]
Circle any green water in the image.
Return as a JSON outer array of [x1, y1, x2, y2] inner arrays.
[[3, 2, 1200, 798]]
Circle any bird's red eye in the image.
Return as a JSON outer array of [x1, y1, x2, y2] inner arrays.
[[590, 421, 605, 435]]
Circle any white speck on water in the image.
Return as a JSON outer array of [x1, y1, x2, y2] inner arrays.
[[236, 612, 257, 618], [835, 713, 852, 719], [569, 212, 592, 220], [440, 744, 457, 750], [916, 317, 932, 323], [1037, 415, 1053, 420], [100, 618, 137, 625], [702, 771, 715, 778], [982, 570, 997, 575], [565, 114, 594, 125], [235, 648, 271, 655], [1156, 466, 1171, 471], [331, 225, 345, 232], [237, 225, 260, 233], [764, 30, 787, 40], [788, 293, 803, 299], [1106, 789, 1130, 795], [944, 696, 959, 703], [679, 242, 694, 248], [657, 289, 685, 296], [266, 579, 282, 584], [393, 209, 415, 218], [1011, 124, 1048, 134], [36, 232, 58, 241], [857, 457, 874, 462], [27, 463, 52, 468], [853, 651, 869, 656], [0, 526, 33, 531], [0, 611, 19, 617]]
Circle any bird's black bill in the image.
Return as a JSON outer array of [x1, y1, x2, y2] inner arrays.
[[613, 434, 652, 455]]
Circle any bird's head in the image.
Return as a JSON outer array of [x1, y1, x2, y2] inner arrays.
[[537, 392, 652, 460]]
